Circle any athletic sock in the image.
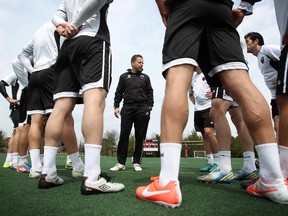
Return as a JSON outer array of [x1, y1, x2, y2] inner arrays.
[[206, 154, 214, 165], [159, 143, 182, 186], [11, 152, 19, 167], [255, 143, 283, 182], [278, 145, 288, 178], [69, 151, 84, 170], [242, 151, 256, 173], [213, 152, 219, 165], [29, 149, 43, 171], [218, 151, 232, 174], [42, 146, 58, 176], [84, 144, 101, 182], [4, 153, 12, 163], [18, 156, 28, 166]]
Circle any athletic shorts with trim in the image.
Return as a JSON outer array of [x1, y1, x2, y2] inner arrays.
[[162, 0, 247, 87], [27, 68, 54, 115], [276, 44, 288, 94], [270, 99, 280, 118], [53, 36, 112, 100], [211, 86, 239, 108], [194, 108, 214, 133], [9, 108, 20, 128]]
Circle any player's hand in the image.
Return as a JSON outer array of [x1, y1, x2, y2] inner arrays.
[[232, 8, 245, 27], [205, 91, 212, 99], [155, 0, 174, 26], [56, 22, 79, 38], [114, 108, 121, 118], [7, 98, 19, 105]]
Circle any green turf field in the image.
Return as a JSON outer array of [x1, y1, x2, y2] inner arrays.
[[1, 154, 287, 215]]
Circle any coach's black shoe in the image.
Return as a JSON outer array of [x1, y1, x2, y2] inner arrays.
[[38, 174, 64, 189], [81, 172, 125, 195]]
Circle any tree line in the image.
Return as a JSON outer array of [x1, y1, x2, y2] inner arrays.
[[0, 129, 244, 157]]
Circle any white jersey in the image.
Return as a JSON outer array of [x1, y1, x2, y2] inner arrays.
[[19, 22, 57, 73], [190, 72, 211, 111], [274, 0, 288, 47], [2, 73, 18, 86], [257, 45, 280, 99], [53, 0, 112, 41], [11, 58, 29, 87]]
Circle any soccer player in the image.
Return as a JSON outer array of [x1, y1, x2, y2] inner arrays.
[[19, 22, 84, 179], [136, 0, 287, 208], [41, 0, 124, 194], [189, 68, 218, 173]]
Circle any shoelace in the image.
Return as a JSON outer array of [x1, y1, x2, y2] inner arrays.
[[99, 172, 112, 182]]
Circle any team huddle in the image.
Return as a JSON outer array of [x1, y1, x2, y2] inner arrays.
[[1, 0, 288, 209]]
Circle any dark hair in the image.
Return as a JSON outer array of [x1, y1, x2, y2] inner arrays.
[[244, 32, 265, 45], [131, 54, 143, 63]]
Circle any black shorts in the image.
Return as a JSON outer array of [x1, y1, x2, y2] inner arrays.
[[162, 0, 247, 87], [10, 108, 20, 128], [27, 68, 54, 115], [211, 86, 239, 108], [276, 44, 288, 95], [270, 99, 280, 118], [19, 87, 28, 123], [53, 36, 112, 100], [194, 108, 214, 133]]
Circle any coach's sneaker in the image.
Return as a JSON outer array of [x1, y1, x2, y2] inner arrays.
[[110, 163, 125, 171], [136, 178, 182, 208], [197, 169, 235, 183], [247, 178, 288, 204], [29, 169, 42, 178], [81, 172, 125, 195], [17, 162, 31, 173], [200, 164, 213, 172], [235, 170, 258, 181], [38, 174, 64, 189], [72, 167, 84, 179], [133, 163, 142, 172]]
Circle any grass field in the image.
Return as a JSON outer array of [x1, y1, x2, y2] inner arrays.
[[1, 154, 287, 216]]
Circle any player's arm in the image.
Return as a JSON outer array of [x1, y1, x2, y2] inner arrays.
[[18, 40, 34, 74], [233, 0, 262, 27], [0, 80, 18, 104]]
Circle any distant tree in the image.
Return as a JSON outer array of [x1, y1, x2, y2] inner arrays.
[[0, 130, 7, 148], [231, 135, 242, 158], [102, 130, 119, 156]]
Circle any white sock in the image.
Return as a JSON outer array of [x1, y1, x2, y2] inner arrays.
[[18, 156, 28, 166], [42, 146, 58, 176], [278, 145, 288, 178], [29, 149, 43, 171], [218, 151, 231, 173], [213, 153, 219, 165], [242, 151, 256, 173], [5, 153, 12, 163], [66, 155, 71, 164], [69, 152, 84, 170], [84, 144, 102, 181], [206, 154, 214, 165], [159, 143, 182, 186], [11, 152, 19, 167], [255, 143, 283, 182]]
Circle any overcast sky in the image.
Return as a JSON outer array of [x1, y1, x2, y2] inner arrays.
[[0, 0, 280, 140]]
